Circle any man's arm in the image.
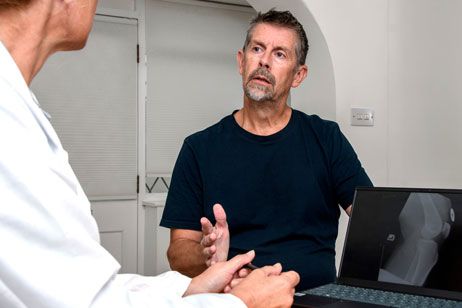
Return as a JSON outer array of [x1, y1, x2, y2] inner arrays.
[[167, 204, 230, 276], [167, 229, 206, 277]]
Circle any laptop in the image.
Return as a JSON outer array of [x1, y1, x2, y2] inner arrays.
[[293, 187, 462, 307]]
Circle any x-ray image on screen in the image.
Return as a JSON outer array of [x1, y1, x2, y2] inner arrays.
[[378, 193, 455, 286]]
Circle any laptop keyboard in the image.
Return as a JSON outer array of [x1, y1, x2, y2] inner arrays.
[[302, 283, 462, 307]]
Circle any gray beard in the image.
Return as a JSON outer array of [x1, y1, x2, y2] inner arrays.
[[244, 84, 274, 102]]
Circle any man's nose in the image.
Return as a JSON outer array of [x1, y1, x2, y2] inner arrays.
[[259, 52, 271, 69]]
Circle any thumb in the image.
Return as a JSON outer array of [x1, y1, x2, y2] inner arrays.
[[213, 203, 228, 226], [225, 250, 255, 273]]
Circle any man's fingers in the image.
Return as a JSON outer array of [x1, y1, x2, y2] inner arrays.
[[213, 203, 228, 227], [203, 245, 216, 257], [200, 217, 214, 235], [201, 233, 217, 247]]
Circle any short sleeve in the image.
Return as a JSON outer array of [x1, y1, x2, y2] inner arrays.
[[328, 123, 373, 209], [160, 140, 204, 231]]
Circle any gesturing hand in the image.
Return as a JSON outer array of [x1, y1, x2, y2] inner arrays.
[[200, 203, 230, 266]]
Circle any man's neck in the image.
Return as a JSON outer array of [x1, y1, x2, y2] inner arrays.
[[234, 98, 292, 136]]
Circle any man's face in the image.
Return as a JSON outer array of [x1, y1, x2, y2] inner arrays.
[[238, 23, 307, 103]]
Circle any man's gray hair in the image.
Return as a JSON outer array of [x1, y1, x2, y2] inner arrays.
[[243, 9, 309, 66]]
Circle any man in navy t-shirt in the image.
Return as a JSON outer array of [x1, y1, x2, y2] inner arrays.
[[160, 9, 372, 291]]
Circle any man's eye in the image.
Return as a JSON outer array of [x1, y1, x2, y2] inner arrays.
[[252, 46, 262, 52], [275, 51, 286, 59]]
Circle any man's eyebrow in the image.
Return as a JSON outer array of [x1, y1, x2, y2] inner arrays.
[[274, 46, 291, 54], [250, 39, 291, 54], [249, 39, 266, 47]]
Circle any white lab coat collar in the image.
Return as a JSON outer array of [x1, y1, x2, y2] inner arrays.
[[0, 40, 61, 151], [0, 41, 33, 104]]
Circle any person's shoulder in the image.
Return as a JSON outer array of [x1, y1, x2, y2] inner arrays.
[[293, 109, 340, 135], [184, 114, 233, 147]]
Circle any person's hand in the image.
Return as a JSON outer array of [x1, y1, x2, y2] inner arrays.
[[200, 203, 230, 266], [223, 266, 252, 293], [230, 265, 300, 308], [184, 250, 255, 296]]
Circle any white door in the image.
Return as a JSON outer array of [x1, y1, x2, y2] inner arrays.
[[30, 15, 138, 273]]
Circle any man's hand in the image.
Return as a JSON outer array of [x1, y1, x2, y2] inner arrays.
[[184, 250, 255, 295], [167, 204, 229, 276], [200, 203, 230, 266]]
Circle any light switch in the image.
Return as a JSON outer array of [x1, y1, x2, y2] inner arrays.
[[351, 108, 374, 126]]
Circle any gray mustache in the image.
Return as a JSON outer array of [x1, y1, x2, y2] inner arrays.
[[248, 68, 275, 86]]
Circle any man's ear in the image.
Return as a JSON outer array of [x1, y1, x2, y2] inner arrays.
[[291, 64, 308, 88], [237, 49, 244, 76]]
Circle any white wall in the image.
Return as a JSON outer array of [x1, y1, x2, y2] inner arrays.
[[388, 0, 462, 189], [296, 0, 462, 201]]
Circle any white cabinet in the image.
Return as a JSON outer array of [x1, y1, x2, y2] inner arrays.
[[142, 193, 171, 275], [91, 200, 138, 273]]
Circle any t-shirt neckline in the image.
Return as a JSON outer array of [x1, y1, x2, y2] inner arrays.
[[229, 108, 296, 143]]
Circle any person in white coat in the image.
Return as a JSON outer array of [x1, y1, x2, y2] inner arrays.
[[0, 1, 300, 307]]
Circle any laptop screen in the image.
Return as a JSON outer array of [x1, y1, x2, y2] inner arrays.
[[339, 187, 462, 300]]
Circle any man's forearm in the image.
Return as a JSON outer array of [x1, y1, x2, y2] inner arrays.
[[167, 238, 207, 277]]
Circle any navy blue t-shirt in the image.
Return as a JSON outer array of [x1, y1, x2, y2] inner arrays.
[[160, 109, 372, 290]]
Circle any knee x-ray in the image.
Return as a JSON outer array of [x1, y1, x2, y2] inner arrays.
[[338, 188, 462, 295], [378, 193, 455, 286]]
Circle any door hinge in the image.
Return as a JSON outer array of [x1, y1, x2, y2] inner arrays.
[[136, 44, 140, 63], [136, 175, 140, 194]]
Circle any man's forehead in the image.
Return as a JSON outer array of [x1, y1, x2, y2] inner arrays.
[[250, 23, 298, 49]]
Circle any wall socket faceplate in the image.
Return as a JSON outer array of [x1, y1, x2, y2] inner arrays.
[[351, 108, 374, 126]]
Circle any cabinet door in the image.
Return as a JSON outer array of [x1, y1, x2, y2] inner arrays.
[[92, 201, 138, 273], [144, 205, 170, 275], [154, 207, 171, 274], [31, 15, 139, 272]]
